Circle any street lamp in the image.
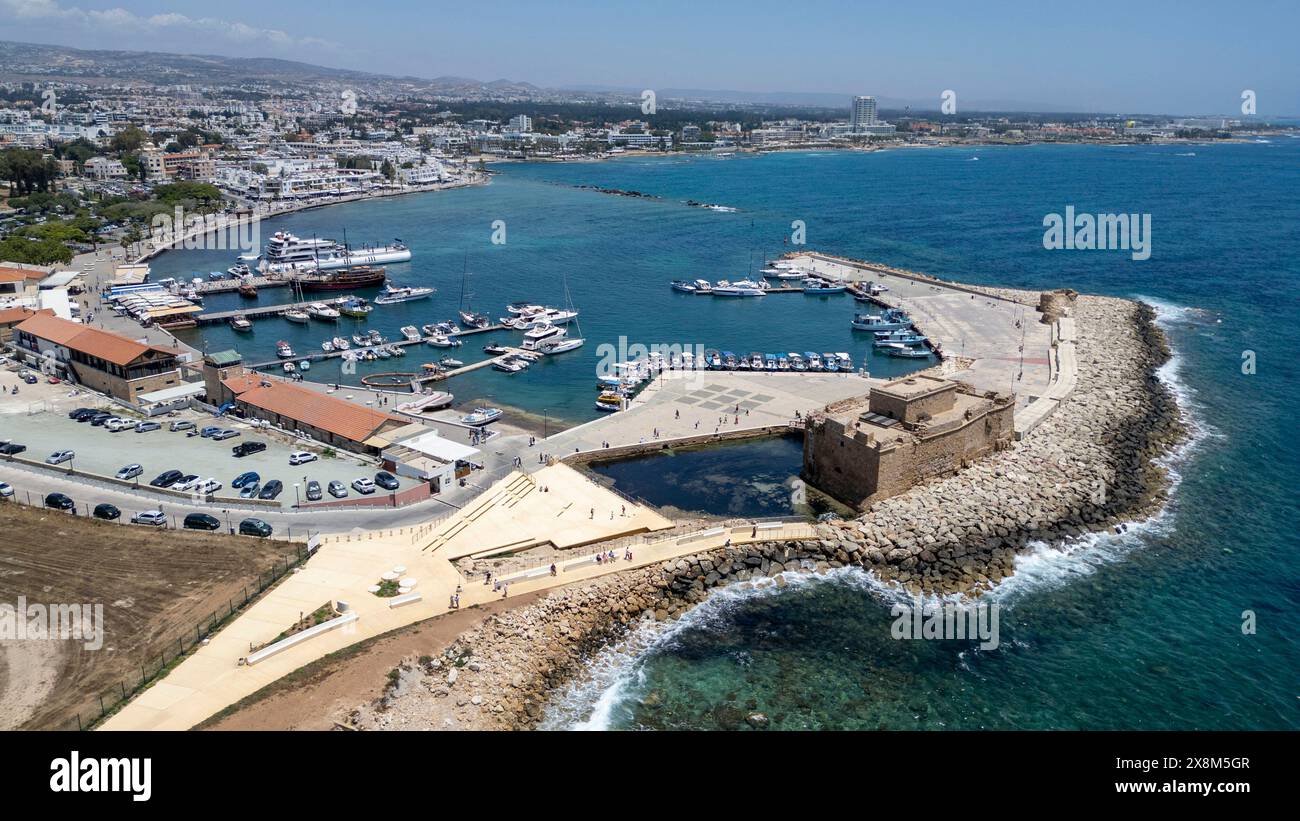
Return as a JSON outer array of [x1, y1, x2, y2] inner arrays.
[[293, 483, 301, 507]]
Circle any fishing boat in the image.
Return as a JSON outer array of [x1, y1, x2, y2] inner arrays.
[[749, 352, 765, 370], [822, 352, 841, 371], [298, 360, 311, 371], [721, 351, 739, 370], [307, 302, 340, 320], [713, 279, 767, 297], [851, 309, 912, 332], [400, 325, 421, 342], [804, 351, 823, 371], [803, 277, 847, 294], [880, 342, 932, 358], [836, 352, 853, 371], [788, 352, 807, 371], [338, 297, 373, 318], [283, 308, 309, 324], [374, 282, 435, 305], [460, 407, 503, 427], [595, 392, 623, 412], [777, 354, 790, 370], [332, 336, 350, 350], [283, 361, 296, 374], [873, 332, 928, 347], [276, 341, 295, 359], [238, 282, 258, 299], [764, 353, 778, 371], [229, 315, 252, 332]]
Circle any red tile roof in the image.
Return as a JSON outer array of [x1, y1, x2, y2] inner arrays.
[[229, 378, 402, 443], [14, 313, 176, 367]]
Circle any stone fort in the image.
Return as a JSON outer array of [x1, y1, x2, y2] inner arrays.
[[802, 374, 1014, 511]]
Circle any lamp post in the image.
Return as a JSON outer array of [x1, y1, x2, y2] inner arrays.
[[293, 483, 301, 508], [543, 408, 548, 440], [223, 508, 232, 534]]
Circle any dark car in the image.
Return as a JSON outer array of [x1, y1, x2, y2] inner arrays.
[[92, 503, 121, 520], [257, 480, 283, 500], [232, 471, 260, 488], [68, 407, 95, 420], [182, 512, 222, 531], [44, 492, 75, 511], [305, 480, 322, 502], [238, 518, 273, 538], [88, 412, 113, 426], [232, 441, 267, 458], [149, 469, 184, 488], [374, 471, 400, 491], [0, 443, 26, 455]]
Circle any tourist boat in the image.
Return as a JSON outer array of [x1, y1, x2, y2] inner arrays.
[[283, 308, 310, 323], [298, 265, 389, 292], [276, 341, 295, 358], [337, 297, 373, 318], [873, 333, 928, 347], [880, 342, 933, 358], [238, 282, 258, 299], [595, 392, 623, 412], [374, 282, 435, 305], [283, 361, 296, 374], [229, 315, 252, 332], [493, 357, 528, 373], [804, 351, 823, 370], [400, 325, 421, 342], [298, 360, 310, 371], [460, 407, 503, 427], [259, 231, 411, 273], [307, 302, 340, 320], [712, 279, 767, 297], [803, 277, 847, 294], [851, 309, 911, 332]]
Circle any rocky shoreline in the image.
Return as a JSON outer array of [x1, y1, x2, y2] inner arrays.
[[352, 290, 1187, 730]]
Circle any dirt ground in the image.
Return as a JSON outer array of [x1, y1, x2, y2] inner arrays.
[[202, 592, 543, 731], [0, 501, 297, 729]]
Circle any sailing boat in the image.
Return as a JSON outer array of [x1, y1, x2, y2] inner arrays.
[[535, 273, 584, 355], [457, 253, 490, 329]]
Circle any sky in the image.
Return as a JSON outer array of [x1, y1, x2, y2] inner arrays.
[[2, 0, 1298, 115]]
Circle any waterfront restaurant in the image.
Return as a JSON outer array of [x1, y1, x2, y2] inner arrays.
[[11, 312, 182, 402]]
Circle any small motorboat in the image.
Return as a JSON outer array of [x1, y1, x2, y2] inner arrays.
[[803, 277, 847, 294], [238, 282, 258, 298], [400, 325, 421, 342], [460, 407, 503, 427], [229, 316, 252, 332], [439, 355, 464, 368], [228, 263, 251, 277], [595, 391, 623, 412], [822, 352, 840, 372], [308, 302, 340, 320], [352, 333, 370, 346], [427, 333, 462, 348], [338, 298, 372, 318], [283, 308, 310, 323], [283, 361, 297, 374], [332, 336, 350, 350], [298, 359, 311, 371], [276, 341, 295, 359], [879, 342, 933, 358], [322, 340, 335, 352], [483, 343, 508, 354], [493, 357, 528, 373]]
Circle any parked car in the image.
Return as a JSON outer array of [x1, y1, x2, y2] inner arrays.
[[239, 482, 261, 499], [289, 450, 317, 466], [105, 418, 133, 432], [168, 420, 195, 432], [149, 469, 184, 488], [22, 373, 37, 385], [212, 429, 240, 441], [45, 450, 75, 465], [232, 441, 267, 457], [170, 474, 201, 492], [196, 479, 222, 495], [135, 420, 161, 433], [130, 510, 167, 527], [93, 503, 121, 520], [44, 492, 75, 510], [257, 480, 283, 500], [183, 512, 221, 531], [239, 518, 273, 538], [352, 477, 376, 494], [327, 480, 348, 498], [0, 443, 25, 455], [88, 412, 112, 426], [374, 471, 400, 491], [305, 480, 322, 501], [68, 407, 95, 420], [232, 471, 259, 488], [199, 425, 222, 438], [0, 481, 14, 499], [115, 463, 143, 480]]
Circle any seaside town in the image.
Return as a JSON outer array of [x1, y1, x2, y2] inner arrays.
[[0, 6, 1292, 788]]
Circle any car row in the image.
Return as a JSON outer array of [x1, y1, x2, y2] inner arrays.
[[37, 493, 273, 536]]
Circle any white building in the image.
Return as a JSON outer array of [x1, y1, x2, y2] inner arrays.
[[507, 114, 532, 132], [851, 96, 878, 130]]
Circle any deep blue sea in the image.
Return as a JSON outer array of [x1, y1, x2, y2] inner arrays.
[[158, 140, 1300, 729]]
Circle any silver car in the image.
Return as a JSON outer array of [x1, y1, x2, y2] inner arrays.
[[115, 463, 143, 480], [45, 450, 74, 465]]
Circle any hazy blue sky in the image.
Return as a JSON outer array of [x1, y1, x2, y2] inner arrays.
[[3, 0, 1298, 114]]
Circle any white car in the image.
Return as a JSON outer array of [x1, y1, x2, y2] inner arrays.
[[351, 477, 376, 494], [105, 418, 132, 432], [170, 475, 201, 492], [0, 481, 13, 498], [196, 479, 222, 495], [289, 451, 318, 466], [45, 450, 74, 465]]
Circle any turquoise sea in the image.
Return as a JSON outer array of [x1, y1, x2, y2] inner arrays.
[[160, 140, 1300, 729]]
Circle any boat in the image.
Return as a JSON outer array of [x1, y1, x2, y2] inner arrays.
[[595, 392, 623, 412], [721, 351, 738, 370], [388, 345, 405, 357], [283, 308, 310, 323], [238, 282, 258, 299], [524, 322, 564, 342], [762, 268, 805, 280], [789, 352, 807, 371], [880, 342, 933, 358], [332, 336, 350, 350], [713, 279, 767, 297], [283, 362, 296, 374], [374, 282, 436, 305], [300, 266, 389, 292], [851, 309, 912, 332], [764, 353, 779, 371], [803, 277, 848, 294], [493, 357, 528, 373], [259, 231, 411, 273], [276, 341, 294, 359], [395, 391, 455, 414], [400, 325, 421, 342], [439, 356, 464, 368], [375, 347, 392, 359], [836, 352, 853, 370], [822, 352, 840, 372], [483, 343, 508, 354], [506, 301, 542, 316], [537, 336, 584, 355], [307, 302, 340, 320], [426, 333, 461, 348], [322, 340, 334, 352], [460, 407, 503, 427], [804, 351, 823, 371], [671, 279, 714, 293], [455, 256, 491, 329], [459, 310, 490, 329], [352, 333, 370, 346], [298, 360, 311, 371], [337, 297, 372, 319], [228, 263, 251, 277], [873, 333, 928, 347], [229, 316, 252, 332], [368, 329, 384, 344]]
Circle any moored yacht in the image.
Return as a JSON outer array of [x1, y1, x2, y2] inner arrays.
[[283, 307, 310, 323], [307, 302, 340, 320], [713, 279, 767, 297], [373, 282, 435, 305], [229, 315, 252, 332]]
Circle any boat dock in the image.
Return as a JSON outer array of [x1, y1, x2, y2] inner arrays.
[[195, 298, 354, 325], [243, 324, 504, 370], [195, 276, 293, 295]]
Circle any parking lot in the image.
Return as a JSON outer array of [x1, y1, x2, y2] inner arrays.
[[0, 405, 418, 509]]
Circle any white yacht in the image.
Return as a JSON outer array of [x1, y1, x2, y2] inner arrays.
[[307, 302, 340, 320], [713, 279, 767, 297], [523, 322, 564, 342], [400, 325, 422, 342], [283, 308, 310, 323], [373, 282, 435, 305], [258, 231, 412, 273]]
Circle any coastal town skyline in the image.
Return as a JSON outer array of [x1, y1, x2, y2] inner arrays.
[[1, 1, 1297, 115]]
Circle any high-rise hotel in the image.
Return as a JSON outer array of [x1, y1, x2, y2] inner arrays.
[[849, 95, 895, 136]]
